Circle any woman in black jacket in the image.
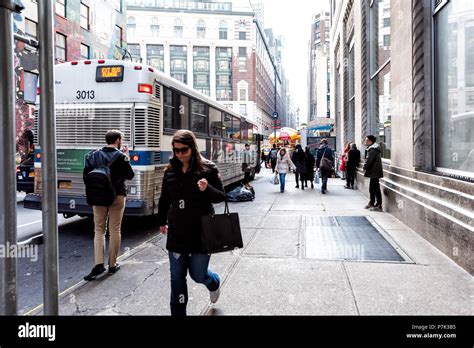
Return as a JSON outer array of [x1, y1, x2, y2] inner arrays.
[[158, 130, 226, 316], [291, 144, 307, 189], [304, 147, 315, 189]]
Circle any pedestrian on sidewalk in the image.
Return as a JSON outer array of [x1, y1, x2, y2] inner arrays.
[[269, 144, 278, 173], [363, 135, 384, 211], [242, 143, 252, 188], [291, 144, 307, 189], [158, 130, 227, 316], [345, 143, 361, 189], [339, 142, 350, 180], [304, 146, 315, 189], [276, 148, 296, 193], [83, 130, 135, 281], [316, 139, 334, 194]]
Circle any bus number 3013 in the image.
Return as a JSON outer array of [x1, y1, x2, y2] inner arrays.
[[76, 90, 95, 100]]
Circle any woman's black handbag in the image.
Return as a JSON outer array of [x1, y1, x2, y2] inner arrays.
[[201, 201, 243, 254]]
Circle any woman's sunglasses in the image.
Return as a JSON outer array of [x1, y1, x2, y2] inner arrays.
[[173, 147, 190, 154]]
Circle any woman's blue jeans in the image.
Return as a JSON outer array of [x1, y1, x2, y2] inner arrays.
[[169, 252, 220, 316], [279, 173, 287, 192]]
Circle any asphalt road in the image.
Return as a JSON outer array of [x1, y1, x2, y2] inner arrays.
[[14, 197, 160, 314]]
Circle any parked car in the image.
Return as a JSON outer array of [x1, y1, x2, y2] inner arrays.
[[17, 156, 34, 193]]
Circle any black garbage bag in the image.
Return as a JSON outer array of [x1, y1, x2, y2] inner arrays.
[[226, 185, 255, 202]]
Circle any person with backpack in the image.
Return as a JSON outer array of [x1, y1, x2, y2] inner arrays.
[[269, 144, 279, 173], [158, 130, 226, 316], [316, 139, 334, 194], [83, 130, 135, 281]]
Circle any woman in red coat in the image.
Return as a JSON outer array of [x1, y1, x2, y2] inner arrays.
[[339, 143, 351, 180]]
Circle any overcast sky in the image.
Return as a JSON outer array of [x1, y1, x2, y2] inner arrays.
[[257, 0, 330, 123]]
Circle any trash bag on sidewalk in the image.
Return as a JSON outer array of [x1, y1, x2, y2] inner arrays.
[[226, 185, 255, 202]]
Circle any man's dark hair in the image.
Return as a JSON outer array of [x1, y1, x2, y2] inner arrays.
[[105, 130, 124, 145], [272, 144, 276, 148], [366, 135, 377, 144], [245, 143, 250, 147]]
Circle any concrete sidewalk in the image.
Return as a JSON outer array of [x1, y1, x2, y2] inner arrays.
[[28, 168, 473, 316]]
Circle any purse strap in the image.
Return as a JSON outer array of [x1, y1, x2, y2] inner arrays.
[[224, 199, 230, 215]]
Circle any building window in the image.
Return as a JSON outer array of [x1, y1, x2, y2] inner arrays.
[[80, 43, 90, 59], [114, 25, 123, 49], [55, 32, 66, 61], [150, 17, 160, 37], [239, 31, 246, 40], [193, 46, 210, 95], [238, 47, 247, 71], [174, 18, 183, 38], [80, 2, 89, 30], [434, 0, 474, 174], [128, 43, 141, 62], [197, 19, 206, 39], [239, 104, 247, 116], [219, 20, 228, 40], [216, 47, 232, 101], [127, 16, 136, 31], [147, 44, 164, 71], [191, 99, 208, 134], [170, 45, 187, 84], [239, 88, 247, 101], [369, 0, 391, 159], [25, 18, 37, 40], [55, 0, 66, 17]]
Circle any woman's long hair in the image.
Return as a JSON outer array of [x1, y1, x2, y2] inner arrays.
[[279, 148, 287, 160], [169, 129, 206, 172]]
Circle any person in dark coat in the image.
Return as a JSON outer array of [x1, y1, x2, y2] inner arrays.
[[316, 139, 334, 194], [363, 135, 384, 211], [345, 143, 361, 189], [158, 130, 226, 316], [291, 144, 307, 189], [304, 146, 315, 189]]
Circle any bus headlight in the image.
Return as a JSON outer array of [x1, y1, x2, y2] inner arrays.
[[129, 186, 137, 195]]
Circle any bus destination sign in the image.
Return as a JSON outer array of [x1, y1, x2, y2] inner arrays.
[[96, 65, 124, 82]]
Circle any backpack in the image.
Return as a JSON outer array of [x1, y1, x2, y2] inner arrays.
[[84, 151, 122, 207], [270, 149, 278, 159]]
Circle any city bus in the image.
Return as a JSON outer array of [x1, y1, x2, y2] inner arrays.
[[24, 59, 262, 217]]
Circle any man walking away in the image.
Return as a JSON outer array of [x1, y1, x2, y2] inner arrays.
[[363, 135, 383, 211], [345, 143, 361, 189], [269, 144, 278, 173], [83, 130, 135, 281], [316, 139, 334, 194], [242, 143, 252, 187]]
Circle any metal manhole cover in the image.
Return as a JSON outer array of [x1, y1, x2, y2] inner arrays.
[[304, 216, 405, 262]]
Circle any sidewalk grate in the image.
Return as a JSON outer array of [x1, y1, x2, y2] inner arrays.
[[304, 216, 405, 262]]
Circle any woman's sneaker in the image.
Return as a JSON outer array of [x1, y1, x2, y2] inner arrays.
[[210, 288, 220, 304]]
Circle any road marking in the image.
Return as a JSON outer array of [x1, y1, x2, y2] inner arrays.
[[18, 220, 42, 229]]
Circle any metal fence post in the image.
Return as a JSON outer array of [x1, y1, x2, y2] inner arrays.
[[38, 0, 59, 315], [0, 0, 24, 316]]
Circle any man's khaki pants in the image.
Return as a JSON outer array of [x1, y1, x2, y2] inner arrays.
[[92, 195, 126, 267]]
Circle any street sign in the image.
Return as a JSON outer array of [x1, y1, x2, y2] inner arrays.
[[272, 112, 278, 119]]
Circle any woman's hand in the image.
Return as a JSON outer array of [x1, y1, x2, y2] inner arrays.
[[197, 178, 208, 192], [159, 225, 168, 235]]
